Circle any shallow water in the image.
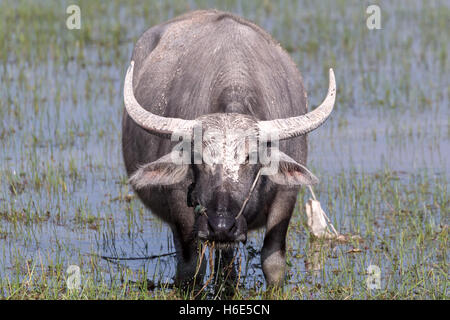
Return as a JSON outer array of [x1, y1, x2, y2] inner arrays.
[[0, 0, 448, 298]]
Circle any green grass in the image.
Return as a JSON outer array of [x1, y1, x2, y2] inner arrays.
[[0, 0, 448, 299]]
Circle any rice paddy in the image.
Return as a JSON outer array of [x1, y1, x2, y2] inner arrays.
[[0, 0, 448, 299]]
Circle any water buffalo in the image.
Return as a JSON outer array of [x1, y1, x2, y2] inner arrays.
[[122, 10, 335, 288]]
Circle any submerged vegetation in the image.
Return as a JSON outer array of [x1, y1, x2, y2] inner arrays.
[[0, 0, 448, 299]]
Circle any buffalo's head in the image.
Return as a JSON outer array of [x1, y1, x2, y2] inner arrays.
[[123, 61, 336, 246]]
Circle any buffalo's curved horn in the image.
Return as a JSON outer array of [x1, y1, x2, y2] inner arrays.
[[124, 61, 198, 137], [258, 68, 336, 141]]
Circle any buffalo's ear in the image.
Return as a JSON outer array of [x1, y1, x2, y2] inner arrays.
[[129, 152, 189, 189], [266, 151, 319, 186]]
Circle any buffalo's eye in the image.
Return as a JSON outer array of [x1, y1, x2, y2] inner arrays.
[[244, 154, 250, 165]]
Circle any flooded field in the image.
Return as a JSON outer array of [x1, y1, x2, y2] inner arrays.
[[0, 0, 448, 299]]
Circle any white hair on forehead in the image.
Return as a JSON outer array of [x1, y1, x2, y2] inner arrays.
[[200, 115, 258, 181]]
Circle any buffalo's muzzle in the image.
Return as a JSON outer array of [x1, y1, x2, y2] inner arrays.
[[197, 215, 247, 243]]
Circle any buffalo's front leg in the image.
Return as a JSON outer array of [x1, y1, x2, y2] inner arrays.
[[167, 192, 206, 288], [171, 225, 206, 288], [261, 189, 297, 287]]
